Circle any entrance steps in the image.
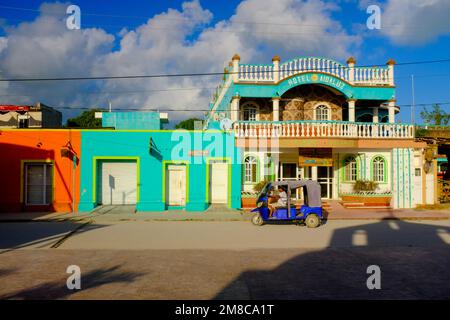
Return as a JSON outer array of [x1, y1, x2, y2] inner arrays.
[[340, 202, 392, 209]]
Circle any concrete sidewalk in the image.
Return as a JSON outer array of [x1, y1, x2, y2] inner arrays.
[[0, 205, 253, 223], [1, 203, 449, 223], [324, 201, 450, 220]]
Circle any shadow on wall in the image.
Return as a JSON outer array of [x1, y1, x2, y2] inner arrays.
[[0, 265, 145, 300], [215, 220, 450, 300]]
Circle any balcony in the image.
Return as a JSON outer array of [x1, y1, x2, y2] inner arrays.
[[233, 121, 414, 139], [238, 57, 392, 86]]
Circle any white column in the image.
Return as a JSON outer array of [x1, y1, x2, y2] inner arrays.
[[311, 166, 318, 181], [272, 55, 280, 82], [231, 96, 240, 122], [388, 100, 396, 123], [387, 58, 395, 86], [373, 107, 379, 123], [346, 57, 356, 84], [273, 153, 280, 181], [232, 54, 240, 83], [348, 99, 356, 122], [272, 97, 280, 121]]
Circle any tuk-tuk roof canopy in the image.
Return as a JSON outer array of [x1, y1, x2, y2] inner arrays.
[[271, 180, 314, 188], [268, 180, 322, 207]]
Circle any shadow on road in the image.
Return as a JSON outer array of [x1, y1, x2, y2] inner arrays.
[[0, 221, 108, 252], [0, 265, 145, 300], [215, 220, 450, 299]]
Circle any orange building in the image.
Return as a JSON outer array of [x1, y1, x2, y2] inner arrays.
[[0, 129, 80, 212]]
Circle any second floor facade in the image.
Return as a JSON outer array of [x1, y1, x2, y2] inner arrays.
[[207, 55, 414, 140]]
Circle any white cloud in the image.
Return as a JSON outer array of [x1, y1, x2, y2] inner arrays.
[[0, 37, 7, 53], [377, 0, 450, 45], [0, 0, 360, 123]]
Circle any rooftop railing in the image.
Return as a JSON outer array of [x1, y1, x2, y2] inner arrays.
[[237, 57, 393, 86]]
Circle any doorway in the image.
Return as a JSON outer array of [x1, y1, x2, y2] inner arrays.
[[209, 161, 229, 204], [100, 161, 137, 205], [317, 166, 333, 199], [166, 164, 187, 207]]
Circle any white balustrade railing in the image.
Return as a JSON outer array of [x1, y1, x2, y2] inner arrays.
[[236, 57, 391, 86], [279, 57, 350, 82], [233, 121, 414, 139], [354, 67, 390, 85], [238, 64, 273, 82]]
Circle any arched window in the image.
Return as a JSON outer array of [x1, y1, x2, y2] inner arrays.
[[344, 156, 357, 182], [244, 155, 258, 183], [315, 104, 330, 121], [372, 156, 386, 182], [242, 102, 258, 121]]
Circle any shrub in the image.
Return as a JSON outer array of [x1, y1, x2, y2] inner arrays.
[[253, 180, 268, 193], [353, 180, 379, 193]]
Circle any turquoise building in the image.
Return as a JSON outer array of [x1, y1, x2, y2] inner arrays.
[[78, 112, 242, 212]]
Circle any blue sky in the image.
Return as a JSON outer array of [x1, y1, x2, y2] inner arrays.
[[0, 0, 450, 124]]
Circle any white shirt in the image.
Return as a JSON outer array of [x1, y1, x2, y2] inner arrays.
[[277, 191, 287, 206]]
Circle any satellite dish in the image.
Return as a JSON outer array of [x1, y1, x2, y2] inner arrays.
[[220, 118, 233, 131]]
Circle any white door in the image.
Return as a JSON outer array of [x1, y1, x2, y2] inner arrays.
[[166, 165, 186, 206], [210, 162, 228, 204], [101, 161, 137, 205], [413, 167, 423, 205]]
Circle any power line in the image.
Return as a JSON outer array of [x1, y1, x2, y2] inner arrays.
[[0, 4, 432, 29], [0, 15, 377, 39], [0, 86, 218, 97], [28, 101, 450, 112], [2, 71, 450, 96], [1, 58, 450, 82]]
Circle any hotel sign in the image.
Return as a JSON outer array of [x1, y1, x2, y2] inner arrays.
[[299, 148, 333, 166], [284, 73, 349, 94], [299, 156, 333, 167]]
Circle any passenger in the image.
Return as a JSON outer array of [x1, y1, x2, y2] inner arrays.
[[269, 186, 288, 217]]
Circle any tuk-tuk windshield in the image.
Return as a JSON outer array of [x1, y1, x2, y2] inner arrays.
[[258, 182, 272, 198]]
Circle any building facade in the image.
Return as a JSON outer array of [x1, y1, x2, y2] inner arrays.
[[0, 103, 62, 128], [0, 129, 80, 212], [207, 55, 432, 208], [0, 112, 242, 213]]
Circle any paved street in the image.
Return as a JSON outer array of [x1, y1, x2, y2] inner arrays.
[[0, 219, 450, 299]]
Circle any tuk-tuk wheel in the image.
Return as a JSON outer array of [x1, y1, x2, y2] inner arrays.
[[251, 214, 264, 226], [305, 214, 320, 228]]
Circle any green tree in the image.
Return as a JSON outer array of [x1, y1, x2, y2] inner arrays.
[[175, 118, 203, 130], [66, 109, 104, 128], [420, 104, 450, 125]]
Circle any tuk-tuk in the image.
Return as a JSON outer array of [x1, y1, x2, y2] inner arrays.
[[251, 180, 324, 228]]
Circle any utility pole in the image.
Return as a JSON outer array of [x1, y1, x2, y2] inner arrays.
[[411, 74, 415, 124]]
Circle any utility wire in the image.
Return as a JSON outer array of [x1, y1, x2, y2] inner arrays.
[[0, 4, 432, 29], [1, 72, 450, 98], [1, 58, 450, 82], [20, 101, 449, 112]]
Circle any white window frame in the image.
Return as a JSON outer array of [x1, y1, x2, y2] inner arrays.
[[344, 156, 357, 182], [242, 102, 259, 121], [244, 155, 258, 183], [314, 103, 331, 121], [372, 156, 385, 182]]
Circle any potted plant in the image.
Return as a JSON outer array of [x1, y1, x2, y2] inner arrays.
[[340, 179, 392, 207], [241, 180, 267, 209]]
